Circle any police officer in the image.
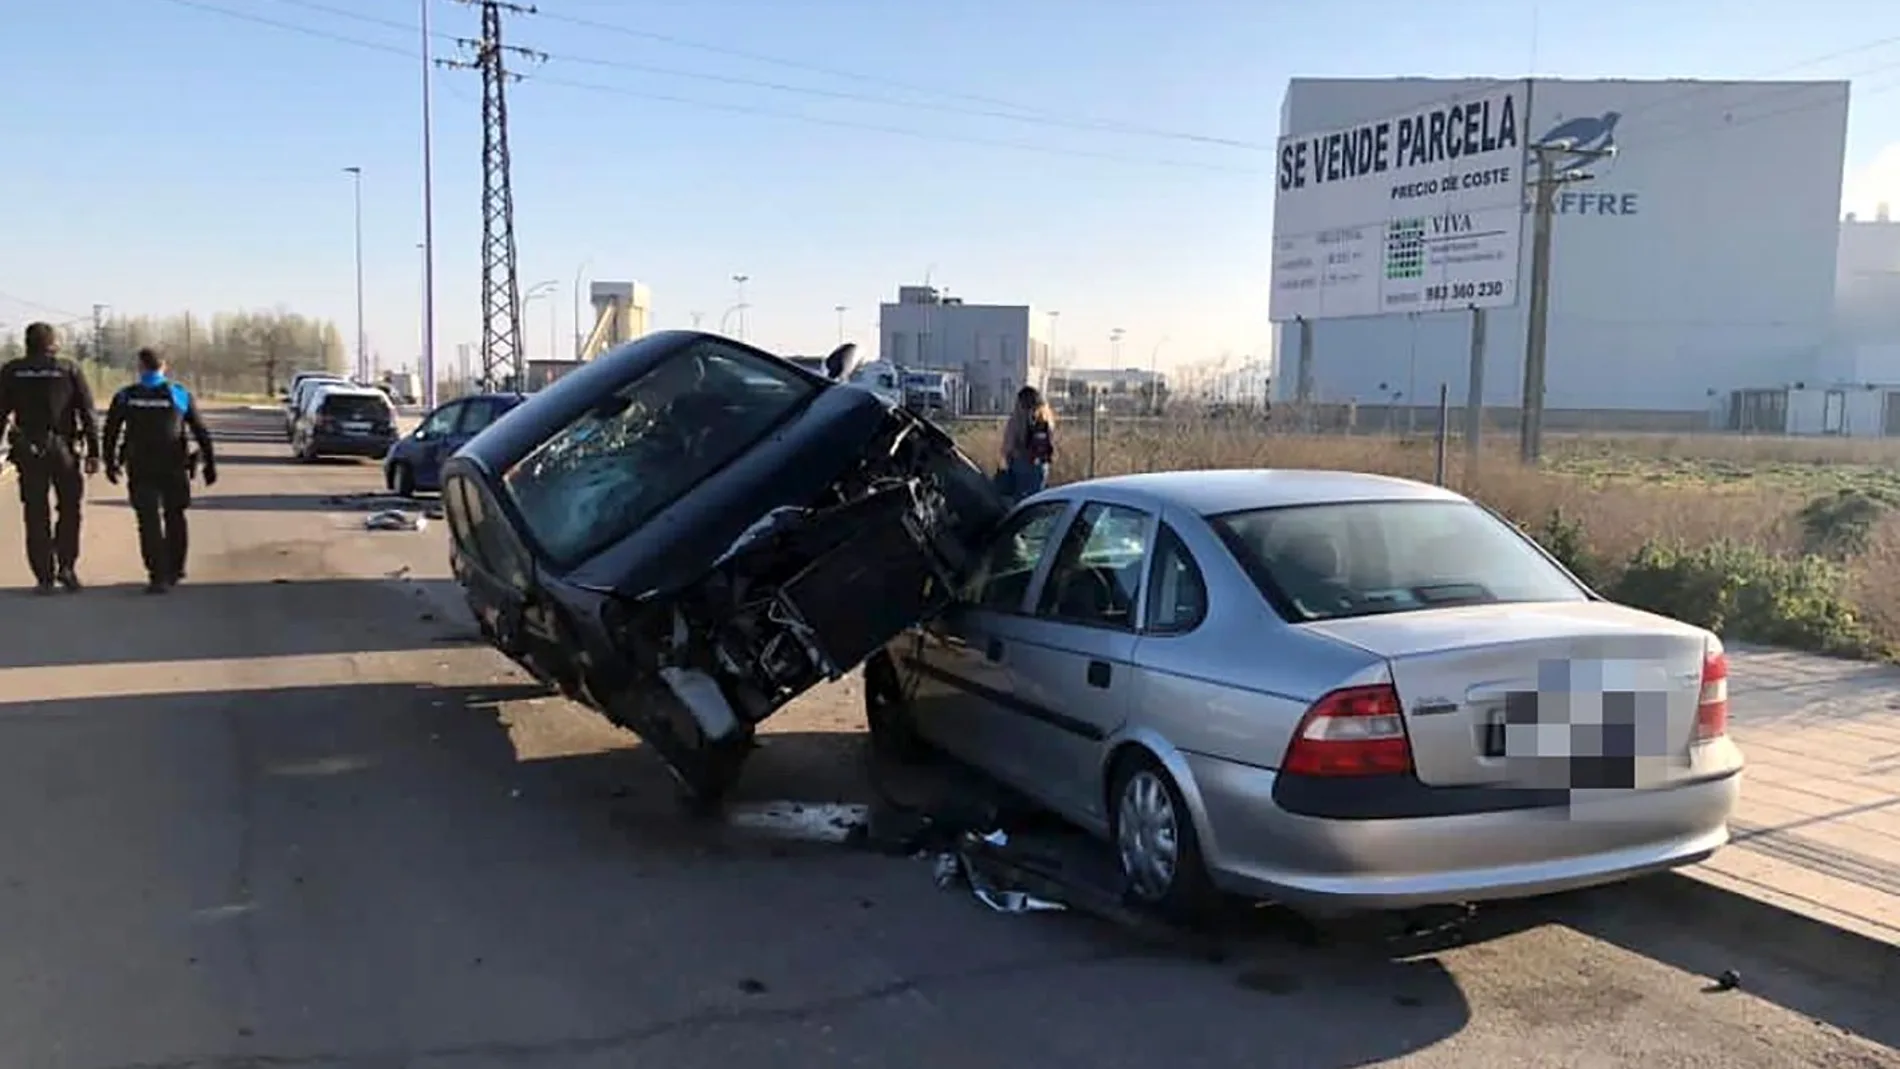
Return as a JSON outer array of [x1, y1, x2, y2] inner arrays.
[[103, 347, 217, 594], [0, 321, 101, 594]]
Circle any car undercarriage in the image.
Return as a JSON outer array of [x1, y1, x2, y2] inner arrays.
[[573, 406, 1002, 810]]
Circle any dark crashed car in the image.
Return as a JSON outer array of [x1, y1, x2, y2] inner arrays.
[[441, 331, 1007, 808]]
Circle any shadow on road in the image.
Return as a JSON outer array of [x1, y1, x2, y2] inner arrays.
[[0, 577, 472, 668], [96, 491, 402, 514], [0, 679, 1472, 1067]]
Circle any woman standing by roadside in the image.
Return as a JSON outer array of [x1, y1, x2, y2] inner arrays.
[[998, 385, 1056, 500]]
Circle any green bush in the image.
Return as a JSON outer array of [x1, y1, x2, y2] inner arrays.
[[1529, 508, 1605, 588], [1797, 488, 1899, 560], [1609, 540, 1882, 658]]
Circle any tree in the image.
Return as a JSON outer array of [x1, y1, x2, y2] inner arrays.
[[0, 307, 343, 397]]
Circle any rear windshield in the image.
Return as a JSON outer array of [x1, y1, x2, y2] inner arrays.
[[1210, 500, 1588, 622], [320, 393, 393, 421]]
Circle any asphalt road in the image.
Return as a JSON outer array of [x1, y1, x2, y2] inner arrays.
[[0, 408, 1893, 1069]]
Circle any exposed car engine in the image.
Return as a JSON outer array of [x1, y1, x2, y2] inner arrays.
[[596, 404, 1003, 809]]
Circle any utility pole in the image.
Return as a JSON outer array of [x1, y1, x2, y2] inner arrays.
[[441, 0, 545, 392], [834, 305, 848, 345], [1519, 136, 1612, 464]]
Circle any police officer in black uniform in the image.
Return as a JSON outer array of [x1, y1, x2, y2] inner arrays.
[[103, 347, 218, 594], [0, 321, 101, 595]]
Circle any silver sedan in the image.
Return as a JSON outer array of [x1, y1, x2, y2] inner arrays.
[[864, 469, 1744, 919]]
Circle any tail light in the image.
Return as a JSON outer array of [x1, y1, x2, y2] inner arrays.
[[1282, 684, 1413, 777], [1695, 645, 1729, 741], [316, 416, 337, 433]]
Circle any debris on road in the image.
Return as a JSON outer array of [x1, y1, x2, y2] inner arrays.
[[724, 801, 870, 845], [1708, 968, 1744, 992], [365, 509, 428, 532], [935, 829, 1067, 914], [327, 492, 446, 520]]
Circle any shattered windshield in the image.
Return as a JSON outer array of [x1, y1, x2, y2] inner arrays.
[[502, 340, 819, 568]]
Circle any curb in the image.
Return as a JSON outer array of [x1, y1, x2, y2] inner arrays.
[[1619, 868, 1899, 990]]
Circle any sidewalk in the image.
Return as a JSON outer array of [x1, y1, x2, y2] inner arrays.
[[1676, 646, 1900, 971]]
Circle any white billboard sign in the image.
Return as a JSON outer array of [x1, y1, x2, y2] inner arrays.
[[1270, 80, 1530, 322]]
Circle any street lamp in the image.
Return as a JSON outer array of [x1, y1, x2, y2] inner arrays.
[[719, 302, 750, 335], [731, 274, 750, 340], [343, 166, 365, 381], [524, 279, 558, 362], [1110, 327, 1125, 366], [834, 304, 848, 345]]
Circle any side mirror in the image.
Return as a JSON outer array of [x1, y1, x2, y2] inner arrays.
[[823, 342, 862, 382]]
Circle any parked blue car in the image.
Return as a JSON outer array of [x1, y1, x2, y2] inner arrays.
[[383, 391, 528, 497]]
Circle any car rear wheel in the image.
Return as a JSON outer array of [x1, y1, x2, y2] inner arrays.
[[390, 462, 417, 498], [1109, 751, 1216, 923], [863, 649, 931, 764]]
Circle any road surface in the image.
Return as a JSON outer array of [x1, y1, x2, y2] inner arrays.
[[0, 408, 1892, 1069]]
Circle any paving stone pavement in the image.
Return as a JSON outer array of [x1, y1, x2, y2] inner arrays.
[[1692, 646, 1900, 949]]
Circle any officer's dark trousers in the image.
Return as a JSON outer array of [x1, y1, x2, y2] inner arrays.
[[127, 466, 191, 583], [13, 439, 84, 584]]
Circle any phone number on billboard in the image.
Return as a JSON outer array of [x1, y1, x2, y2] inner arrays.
[[1422, 280, 1505, 302]]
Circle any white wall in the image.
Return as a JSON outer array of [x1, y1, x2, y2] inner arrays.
[[879, 300, 1048, 413], [1273, 77, 1850, 413], [1828, 218, 1900, 383]]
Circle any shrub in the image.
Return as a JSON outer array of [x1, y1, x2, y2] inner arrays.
[[1609, 540, 1882, 659], [1797, 488, 1899, 559]]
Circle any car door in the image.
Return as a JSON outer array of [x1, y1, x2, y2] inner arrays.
[[411, 400, 466, 487], [907, 499, 1073, 781], [1002, 500, 1155, 821], [444, 469, 573, 682]]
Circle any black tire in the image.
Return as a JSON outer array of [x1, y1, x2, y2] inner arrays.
[[391, 462, 417, 498], [863, 649, 931, 764], [1108, 750, 1217, 923]]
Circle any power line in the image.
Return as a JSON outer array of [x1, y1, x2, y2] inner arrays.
[[153, 0, 1261, 172], [260, 0, 1269, 151]]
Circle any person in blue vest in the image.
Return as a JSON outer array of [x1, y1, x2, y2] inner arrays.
[[103, 347, 217, 594]]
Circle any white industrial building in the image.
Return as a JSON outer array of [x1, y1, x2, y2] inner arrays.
[[1271, 77, 1857, 431], [878, 285, 1051, 414]]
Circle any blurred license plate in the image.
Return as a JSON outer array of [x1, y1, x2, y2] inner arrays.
[[340, 421, 372, 434]]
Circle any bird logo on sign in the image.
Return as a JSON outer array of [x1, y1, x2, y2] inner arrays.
[[1539, 111, 1621, 170]]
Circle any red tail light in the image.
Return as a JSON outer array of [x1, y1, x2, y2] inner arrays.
[[1695, 647, 1729, 741], [1282, 684, 1414, 777]]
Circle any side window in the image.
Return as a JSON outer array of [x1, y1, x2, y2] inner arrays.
[[460, 477, 532, 589], [1036, 502, 1151, 630], [420, 401, 463, 438], [963, 501, 1068, 613], [1144, 523, 1208, 634], [444, 475, 481, 558], [455, 398, 500, 436]]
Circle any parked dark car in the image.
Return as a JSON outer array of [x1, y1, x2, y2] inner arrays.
[[384, 391, 528, 496], [440, 331, 1007, 808], [290, 383, 399, 462]]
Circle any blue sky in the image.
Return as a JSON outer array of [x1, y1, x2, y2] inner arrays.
[[2, 0, 1897, 380]]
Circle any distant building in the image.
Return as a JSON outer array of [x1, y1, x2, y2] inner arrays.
[[878, 285, 1050, 414], [1047, 368, 1167, 415]]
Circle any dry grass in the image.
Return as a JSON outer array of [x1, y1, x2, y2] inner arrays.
[[954, 418, 1900, 653]]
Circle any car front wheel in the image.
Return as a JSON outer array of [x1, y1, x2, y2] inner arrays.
[[863, 649, 931, 764], [390, 462, 416, 498], [1109, 751, 1216, 922]]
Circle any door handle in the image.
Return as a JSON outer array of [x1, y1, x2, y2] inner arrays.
[[1087, 660, 1112, 689], [985, 637, 1005, 663]]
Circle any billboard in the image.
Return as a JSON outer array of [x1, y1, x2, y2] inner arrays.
[[1270, 80, 1531, 322]]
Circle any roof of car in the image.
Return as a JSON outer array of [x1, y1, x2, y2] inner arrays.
[[312, 383, 391, 400], [1044, 468, 1466, 516]]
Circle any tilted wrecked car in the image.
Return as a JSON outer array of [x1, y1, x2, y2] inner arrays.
[[439, 330, 1007, 808]]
